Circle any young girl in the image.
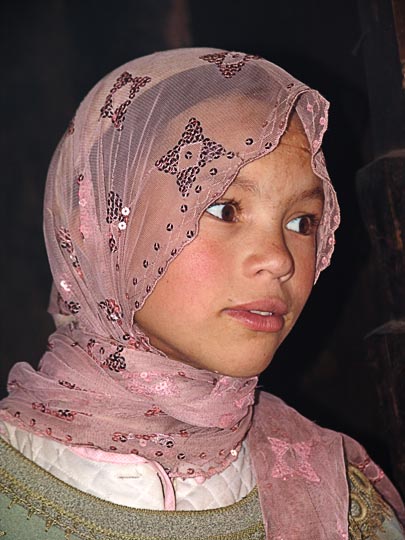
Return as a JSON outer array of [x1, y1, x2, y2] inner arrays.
[[0, 48, 404, 539]]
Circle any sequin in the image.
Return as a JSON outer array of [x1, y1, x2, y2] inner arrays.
[[63, 300, 81, 315], [121, 206, 130, 216], [155, 117, 229, 197], [60, 280, 71, 292], [103, 345, 126, 372], [245, 138, 253, 145], [199, 51, 260, 78], [100, 71, 152, 131], [118, 221, 126, 230], [57, 227, 74, 253], [107, 191, 123, 224], [98, 298, 123, 322], [108, 234, 118, 253]]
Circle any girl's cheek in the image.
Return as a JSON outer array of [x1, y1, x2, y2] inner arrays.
[[180, 237, 228, 283]]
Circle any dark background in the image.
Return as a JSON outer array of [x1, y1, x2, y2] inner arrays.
[[0, 1, 394, 476]]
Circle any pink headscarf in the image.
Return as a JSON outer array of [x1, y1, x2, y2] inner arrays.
[[1, 47, 342, 502]]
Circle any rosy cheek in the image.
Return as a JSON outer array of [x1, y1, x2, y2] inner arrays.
[[168, 238, 225, 305], [188, 238, 225, 279]]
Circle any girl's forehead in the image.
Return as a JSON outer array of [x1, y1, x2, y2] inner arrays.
[[284, 111, 311, 151], [162, 92, 273, 150]]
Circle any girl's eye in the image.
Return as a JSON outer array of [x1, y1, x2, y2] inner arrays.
[[206, 202, 238, 222], [286, 215, 318, 235]]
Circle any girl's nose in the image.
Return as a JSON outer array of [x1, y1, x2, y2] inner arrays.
[[243, 229, 294, 282]]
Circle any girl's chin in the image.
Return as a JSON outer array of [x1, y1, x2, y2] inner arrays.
[[171, 354, 273, 378]]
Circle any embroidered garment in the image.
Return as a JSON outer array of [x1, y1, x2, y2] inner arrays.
[[0, 48, 403, 538], [0, 424, 404, 539], [0, 421, 255, 510], [0, 438, 265, 540]]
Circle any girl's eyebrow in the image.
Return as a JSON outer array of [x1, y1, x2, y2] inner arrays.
[[233, 175, 324, 205], [232, 175, 260, 194], [285, 186, 325, 206]]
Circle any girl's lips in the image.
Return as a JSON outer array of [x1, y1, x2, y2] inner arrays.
[[223, 298, 288, 333], [224, 309, 285, 332]]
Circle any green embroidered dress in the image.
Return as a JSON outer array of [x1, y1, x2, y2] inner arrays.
[[0, 439, 403, 540]]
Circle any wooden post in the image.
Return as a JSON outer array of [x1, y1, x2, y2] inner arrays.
[[357, 0, 405, 496]]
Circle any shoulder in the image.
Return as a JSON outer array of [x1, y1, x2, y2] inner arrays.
[[250, 390, 405, 531], [348, 464, 405, 539]]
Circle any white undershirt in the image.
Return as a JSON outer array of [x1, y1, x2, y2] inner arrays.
[[0, 420, 255, 510]]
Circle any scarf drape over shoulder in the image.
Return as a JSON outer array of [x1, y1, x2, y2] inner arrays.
[[2, 48, 402, 538]]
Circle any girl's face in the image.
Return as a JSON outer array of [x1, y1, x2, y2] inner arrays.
[[135, 126, 324, 377]]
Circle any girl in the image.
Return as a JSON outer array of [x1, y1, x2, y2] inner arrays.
[[0, 48, 404, 539]]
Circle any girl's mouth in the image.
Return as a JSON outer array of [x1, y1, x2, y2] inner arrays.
[[223, 299, 287, 332]]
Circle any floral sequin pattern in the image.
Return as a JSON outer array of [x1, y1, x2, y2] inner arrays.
[[123, 371, 180, 397], [268, 437, 320, 483], [200, 51, 260, 78], [98, 298, 123, 324], [57, 227, 82, 277], [100, 71, 151, 130], [31, 402, 85, 422], [63, 300, 81, 315], [106, 191, 130, 230], [155, 117, 230, 197], [103, 345, 126, 372]]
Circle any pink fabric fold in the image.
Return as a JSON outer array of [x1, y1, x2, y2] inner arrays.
[[249, 392, 405, 539]]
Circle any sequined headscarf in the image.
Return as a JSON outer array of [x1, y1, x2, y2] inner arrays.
[[0, 49, 339, 479]]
